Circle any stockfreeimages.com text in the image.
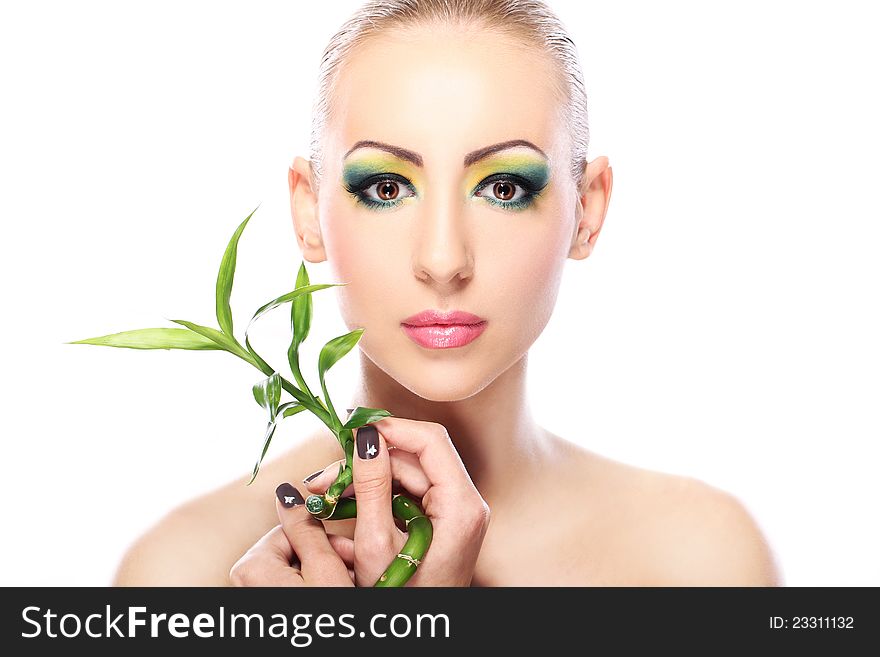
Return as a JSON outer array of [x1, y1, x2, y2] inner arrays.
[[21, 605, 450, 646]]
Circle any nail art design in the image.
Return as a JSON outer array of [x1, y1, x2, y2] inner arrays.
[[357, 424, 379, 460], [276, 482, 305, 508], [303, 468, 324, 483]]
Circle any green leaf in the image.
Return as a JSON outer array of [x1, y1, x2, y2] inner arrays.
[[252, 371, 282, 421], [341, 406, 395, 430], [291, 261, 312, 352], [248, 420, 278, 486], [318, 329, 364, 378], [318, 328, 364, 427], [242, 282, 341, 383], [168, 319, 253, 364], [216, 204, 260, 338], [248, 283, 340, 329], [280, 402, 306, 418], [67, 328, 222, 350], [247, 401, 307, 486], [287, 262, 316, 399], [245, 334, 273, 377]]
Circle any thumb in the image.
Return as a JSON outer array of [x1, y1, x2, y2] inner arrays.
[[352, 424, 396, 542]]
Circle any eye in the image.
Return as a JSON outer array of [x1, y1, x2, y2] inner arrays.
[[346, 173, 417, 210], [473, 173, 542, 210]]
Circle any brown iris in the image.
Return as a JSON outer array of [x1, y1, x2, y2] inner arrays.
[[493, 181, 515, 201], [377, 181, 400, 201]]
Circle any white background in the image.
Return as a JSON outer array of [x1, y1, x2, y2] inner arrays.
[[1, 0, 877, 586]]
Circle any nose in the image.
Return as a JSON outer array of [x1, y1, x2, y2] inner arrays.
[[411, 190, 474, 285]]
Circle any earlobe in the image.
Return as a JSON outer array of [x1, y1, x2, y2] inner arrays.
[[568, 224, 592, 260], [289, 156, 327, 263]]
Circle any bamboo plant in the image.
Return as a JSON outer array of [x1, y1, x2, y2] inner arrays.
[[69, 205, 432, 587]]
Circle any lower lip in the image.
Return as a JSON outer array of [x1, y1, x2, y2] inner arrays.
[[401, 322, 488, 349]]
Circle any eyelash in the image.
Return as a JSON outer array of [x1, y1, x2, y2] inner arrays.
[[344, 172, 544, 211], [473, 173, 544, 211], [344, 173, 418, 211]]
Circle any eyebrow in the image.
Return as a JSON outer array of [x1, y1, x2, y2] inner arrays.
[[343, 139, 548, 168]]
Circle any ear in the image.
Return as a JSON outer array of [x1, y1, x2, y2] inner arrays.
[[289, 156, 327, 263], [569, 155, 613, 260]]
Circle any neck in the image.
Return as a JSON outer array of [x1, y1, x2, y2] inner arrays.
[[347, 350, 553, 503]]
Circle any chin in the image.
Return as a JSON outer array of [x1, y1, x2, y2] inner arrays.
[[365, 343, 512, 403], [400, 377, 491, 403]]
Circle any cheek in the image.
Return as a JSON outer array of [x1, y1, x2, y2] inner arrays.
[[478, 211, 570, 338], [319, 196, 410, 323]]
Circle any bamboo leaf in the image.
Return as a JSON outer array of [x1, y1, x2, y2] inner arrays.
[[248, 420, 278, 486], [242, 282, 341, 392], [341, 406, 395, 430], [318, 329, 364, 378], [67, 328, 221, 350], [248, 283, 340, 329], [291, 262, 312, 352], [244, 332, 325, 411], [245, 334, 273, 377], [318, 328, 364, 427], [280, 402, 306, 418], [168, 319, 253, 364], [252, 372, 282, 421], [216, 204, 260, 338], [247, 402, 307, 485], [287, 262, 316, 399]]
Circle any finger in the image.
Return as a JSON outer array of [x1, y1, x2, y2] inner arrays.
[[327, 533, 355, 567], [302, 459, 350, 496], [352, 425, 397, 541], [304, 453, 424, 497], [370, 417, 476, 492], [275, 483, 352, 586], [388, 448, 431, 499], [229, 525, 304, 587], [304, 410, 361, 494]]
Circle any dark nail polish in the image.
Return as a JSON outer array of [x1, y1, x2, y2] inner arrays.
[[356, 424, 380, 460], [303, 468, 324, 483], [276, 483, 304, 508]]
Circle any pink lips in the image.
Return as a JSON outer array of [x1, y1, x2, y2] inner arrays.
[[401, 310, 488, 349]]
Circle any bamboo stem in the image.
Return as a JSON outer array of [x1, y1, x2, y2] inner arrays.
[[305, 427, 434, 587]]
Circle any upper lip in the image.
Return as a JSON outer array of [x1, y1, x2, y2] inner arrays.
[[401, 309, 487, 326]]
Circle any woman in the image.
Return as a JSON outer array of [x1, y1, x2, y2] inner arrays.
[[113, 0, 782, 587]]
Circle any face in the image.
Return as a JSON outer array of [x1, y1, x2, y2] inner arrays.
[[314, 26, 582, 402]]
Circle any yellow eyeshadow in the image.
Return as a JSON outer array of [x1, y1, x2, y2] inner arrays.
[[463, 154, 550, 191], [343, 149, 550, 201]]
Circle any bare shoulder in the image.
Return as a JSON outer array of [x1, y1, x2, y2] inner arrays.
[[558, 440, 783, 586], [112, 429, 346, 586], [641, 472, 784, 586]]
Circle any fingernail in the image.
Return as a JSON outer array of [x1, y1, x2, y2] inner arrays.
[[356, 424, 380, 460], [276, 482, 305, 508], [302, 468, 324, 483]]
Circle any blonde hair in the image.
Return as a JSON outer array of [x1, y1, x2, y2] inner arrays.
[[307, 0, 590, 194]]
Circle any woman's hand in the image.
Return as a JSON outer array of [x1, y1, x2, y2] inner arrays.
[[303, 417, 491, 586], [229, 483, 355, 587]]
